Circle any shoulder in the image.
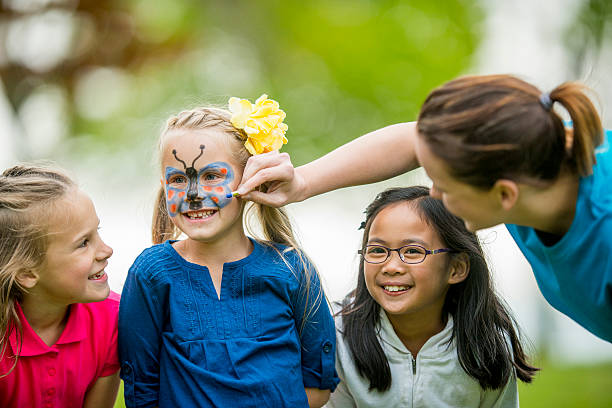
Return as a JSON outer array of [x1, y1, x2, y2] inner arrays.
[[252, 240, 315, 278], [129, 241, 179, 282], [590, 131, 612, 177]]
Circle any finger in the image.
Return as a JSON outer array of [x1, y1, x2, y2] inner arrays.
[[237, 159, 293, 195], [237, 169, 286, 196], [241, 189, 287, 208], [241, 151, 287, 182]]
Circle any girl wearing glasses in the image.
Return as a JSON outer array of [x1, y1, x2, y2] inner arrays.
[[325, 186, 536, 407], [235, 74, 612, 343]]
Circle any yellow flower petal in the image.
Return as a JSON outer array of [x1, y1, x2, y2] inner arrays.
[[228, 94, 288, 155]]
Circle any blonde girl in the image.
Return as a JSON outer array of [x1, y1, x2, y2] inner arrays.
[[0, 164, 119, 407], [118, 99, 339, 408]]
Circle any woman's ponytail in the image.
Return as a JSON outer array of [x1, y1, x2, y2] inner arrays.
[[550, 82, 604, 176]]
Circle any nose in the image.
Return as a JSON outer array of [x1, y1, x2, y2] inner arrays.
[[430, 185, 442, 200], [187, 181, 200, 201], [96, 238, 113, 262], [381, 251, 406, 275]]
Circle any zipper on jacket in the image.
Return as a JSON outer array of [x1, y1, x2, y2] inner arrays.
[[411, 355, 416, 375]]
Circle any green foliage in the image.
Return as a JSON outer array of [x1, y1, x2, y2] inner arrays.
[[71, 0, 482, 165], [565, 0, 612, 76]]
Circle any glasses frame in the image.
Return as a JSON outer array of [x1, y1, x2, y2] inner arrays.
[[358, 244, 455, 265]]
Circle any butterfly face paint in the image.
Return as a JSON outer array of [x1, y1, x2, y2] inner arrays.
[[164, 145, 235, 217]]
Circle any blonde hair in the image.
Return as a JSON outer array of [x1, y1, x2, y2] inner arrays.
[[0, 164, 75, 377], [153, 107, 323, 331]]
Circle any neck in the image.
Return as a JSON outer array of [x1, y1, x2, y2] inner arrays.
[[19, 294, 70, 345], [176, 230, 253, 269], [511, 171, 580, 235], [386, 308, 446, 357]]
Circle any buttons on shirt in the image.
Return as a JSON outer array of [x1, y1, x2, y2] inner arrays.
[[44, 403, 53, 408], [48, 367, 56, 376], [322, 341, 332, 353], [46, 388, 55, 396]]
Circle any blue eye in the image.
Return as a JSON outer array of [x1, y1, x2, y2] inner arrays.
[[170, 175, 187, 184], [202, 172, 224, 183]]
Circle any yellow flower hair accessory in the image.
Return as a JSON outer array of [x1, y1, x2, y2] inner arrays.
[[228, 94, 288, 155]]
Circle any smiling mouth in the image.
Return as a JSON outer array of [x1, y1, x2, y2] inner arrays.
[[184, 209, 217, 220], [382, 285, 412, 293], [89, 270, 106, 280]]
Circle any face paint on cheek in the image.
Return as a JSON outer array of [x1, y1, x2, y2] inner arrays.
[[197, 162, 235, 208], [166, 188, 185, 217], [164, 166, 189, 218]]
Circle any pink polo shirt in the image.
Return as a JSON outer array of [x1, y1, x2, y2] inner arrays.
[[0, 292, 120, 408]]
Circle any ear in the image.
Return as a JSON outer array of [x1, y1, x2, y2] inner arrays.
[[492, 179, 519, 211], [16, 269, 40, 289], [448, 253, 469, 285]]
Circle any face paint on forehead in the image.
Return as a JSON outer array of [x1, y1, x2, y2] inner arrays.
[[172, 144, 205, 180]]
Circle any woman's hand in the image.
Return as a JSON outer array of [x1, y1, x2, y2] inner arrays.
[[236, 122, 419, 207], [236, 151, 307, 207]]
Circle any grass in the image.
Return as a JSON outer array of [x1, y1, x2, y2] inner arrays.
[[113, 361, 612, 407], [518, 360, 612, 407]]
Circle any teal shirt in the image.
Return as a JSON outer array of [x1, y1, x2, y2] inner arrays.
[[506, 129, 612, 342]]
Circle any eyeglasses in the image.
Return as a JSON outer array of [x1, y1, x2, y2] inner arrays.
[[358, 244, 454, 264]]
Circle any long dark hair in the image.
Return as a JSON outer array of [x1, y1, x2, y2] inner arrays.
[[417, 74, 603, 189], [340, 186, 537, 391]]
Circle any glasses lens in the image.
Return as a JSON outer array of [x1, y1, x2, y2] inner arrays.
[[364, 245, 389, 263], [400, 245, 427, 263]]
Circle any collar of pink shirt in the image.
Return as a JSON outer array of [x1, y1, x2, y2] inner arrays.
[[9, 302, 87, 356]]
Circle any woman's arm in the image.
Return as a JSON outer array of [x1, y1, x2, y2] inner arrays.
[[237, 122, 419, 206], [83, 372, 120, 408], [305, 387, 331, 408]]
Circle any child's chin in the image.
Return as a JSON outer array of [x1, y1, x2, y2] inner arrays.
[[86, 284, 111, 303]]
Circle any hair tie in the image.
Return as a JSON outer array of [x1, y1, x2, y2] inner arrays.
[[539, 93, 553, 111], [228, 94, 288, 155], [358, 221, 366, 230]]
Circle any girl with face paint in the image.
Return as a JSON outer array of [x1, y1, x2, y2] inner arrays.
[[118, 104, 339, 408]]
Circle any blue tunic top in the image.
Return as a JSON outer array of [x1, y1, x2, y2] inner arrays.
[[506, 130, 612, 342], [118, 239, 339, 407]]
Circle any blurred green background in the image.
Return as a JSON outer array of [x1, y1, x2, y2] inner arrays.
[[1, 0, 611, 406]]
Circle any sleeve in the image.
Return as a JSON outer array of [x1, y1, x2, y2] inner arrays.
[[324, 348, 355, 408], [100, 293, 120, 377], [480, 371, 519, 408], [290, 254, 340, 391], [118, 256, 166, 408]]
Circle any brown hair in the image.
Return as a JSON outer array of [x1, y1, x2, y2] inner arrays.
[[153, 107, 323, 329], [0, 164, 75, 377], [417, 74, 604, 189]]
